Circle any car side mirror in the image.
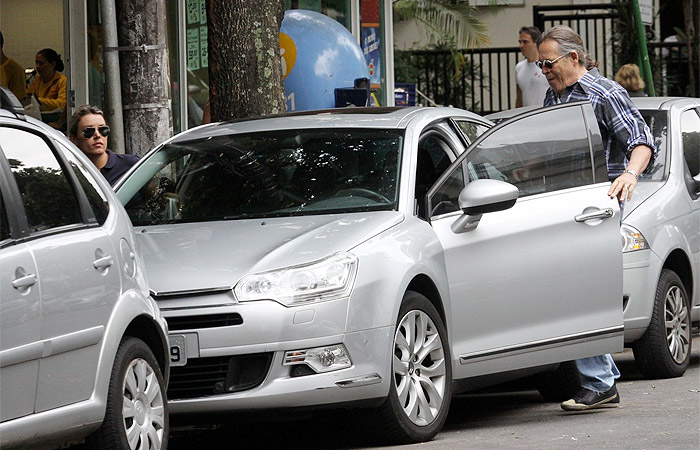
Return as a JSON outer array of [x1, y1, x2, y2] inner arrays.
[[451, 179, 519, 234]]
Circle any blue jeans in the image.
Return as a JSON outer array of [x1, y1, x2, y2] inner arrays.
[[575, 354, 620, 392]]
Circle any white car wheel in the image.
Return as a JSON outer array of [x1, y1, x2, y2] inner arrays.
[[87, 337, 169, 450], [633, 269, 692, 379], [374, 291, 452, 444]]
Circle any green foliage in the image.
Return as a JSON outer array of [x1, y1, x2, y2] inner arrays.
[[393, 0, 494, 49]]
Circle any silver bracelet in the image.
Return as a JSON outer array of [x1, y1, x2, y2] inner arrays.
[[623, 169, 639, 180]]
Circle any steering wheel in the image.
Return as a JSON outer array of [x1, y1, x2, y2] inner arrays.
[[336, 188, 390, 204]]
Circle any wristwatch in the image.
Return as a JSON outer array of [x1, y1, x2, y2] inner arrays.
[[623, 169, 639, 180]]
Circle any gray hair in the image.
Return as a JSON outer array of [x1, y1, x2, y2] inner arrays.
[[69, 105, 105, 138], [538, 25, 598, 70]]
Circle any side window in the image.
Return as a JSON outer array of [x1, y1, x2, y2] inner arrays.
[[0, 193, 10, 242], [60, 145, 111, 225], [0, 128, 82, 233], [465, 106, 593, 197], [454, 120, 489, 145], [681, 109, 700, 178], [415, 133, 459, 218]]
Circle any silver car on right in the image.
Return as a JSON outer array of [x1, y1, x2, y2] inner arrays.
[[621, 97, 700, 379]]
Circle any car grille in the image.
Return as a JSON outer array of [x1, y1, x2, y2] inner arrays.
[[166, 313, 243, 331], [168, 353, 273, 400]]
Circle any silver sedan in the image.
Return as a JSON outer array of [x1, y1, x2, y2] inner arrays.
[[116, 103, 624, 443], [621, 97, 700, 379]]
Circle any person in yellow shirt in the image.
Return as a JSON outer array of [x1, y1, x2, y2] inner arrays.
[[0, 30, 27, 100], [27, 48, 67, 130]]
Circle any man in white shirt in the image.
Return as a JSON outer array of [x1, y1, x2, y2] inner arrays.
[[515, 26, 550, 107]]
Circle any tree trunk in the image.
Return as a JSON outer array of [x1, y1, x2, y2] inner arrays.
[[206, 0, 286, 121], [117, 0, 172, 156]]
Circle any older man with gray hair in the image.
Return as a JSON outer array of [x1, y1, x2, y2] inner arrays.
[[537, 25, 657, 411]]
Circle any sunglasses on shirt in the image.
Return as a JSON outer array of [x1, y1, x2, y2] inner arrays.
[[82, 126, 111, 139], [535, 53, 569, 70]]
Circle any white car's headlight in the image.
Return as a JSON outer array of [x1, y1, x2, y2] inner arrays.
[[233, 252, 358, 306], [621, 224, 649, 252]]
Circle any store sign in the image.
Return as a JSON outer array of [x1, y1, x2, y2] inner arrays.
[[639, 0, 653, 26]]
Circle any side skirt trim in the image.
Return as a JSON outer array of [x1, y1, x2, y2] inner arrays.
[[459, 326, 624, 364]]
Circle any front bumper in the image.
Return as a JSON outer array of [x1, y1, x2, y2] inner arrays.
[[158, 293, 394, 413]]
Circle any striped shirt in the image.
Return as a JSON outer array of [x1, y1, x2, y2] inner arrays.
[[543, 68, 657, 180]]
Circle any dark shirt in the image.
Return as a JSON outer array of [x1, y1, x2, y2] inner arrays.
[[543, 68, 657, 180], [101, 150, 139, 186]]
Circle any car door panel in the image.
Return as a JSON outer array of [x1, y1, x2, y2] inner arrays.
[[0, 243, 41, 422], [30, 228, 117, 413], [430, 103, 624, 379], [0, 127, 118, 413], [434, 186, 622, 378]]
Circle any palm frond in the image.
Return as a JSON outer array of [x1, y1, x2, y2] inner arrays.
[[394, 0, 492, 49]]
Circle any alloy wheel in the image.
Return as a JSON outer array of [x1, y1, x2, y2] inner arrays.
[[393, 309, 447, 426], [664, 285, 690, 364]]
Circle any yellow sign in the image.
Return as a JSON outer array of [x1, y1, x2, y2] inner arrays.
[[279, 32, 296, 80]]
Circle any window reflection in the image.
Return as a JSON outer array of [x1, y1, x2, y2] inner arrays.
[[1, 128, 81, 232]]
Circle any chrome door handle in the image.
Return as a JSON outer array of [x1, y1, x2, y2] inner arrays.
[[13, 273, 37, 289], [575, 208, 615, 222], [93, 255, 114, 269]]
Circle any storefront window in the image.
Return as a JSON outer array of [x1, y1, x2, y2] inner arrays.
[[85, 0, 182, 132], [183, 0, 208, 129], [285, 0, 351, 29], [86, 1, 104, 110]]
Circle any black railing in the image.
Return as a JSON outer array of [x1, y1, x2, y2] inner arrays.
[[395, 47, 521, 115], [395, 43, 697, 114], [395, 1, 698, 115]]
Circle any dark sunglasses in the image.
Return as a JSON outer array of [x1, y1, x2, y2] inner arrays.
[[82, 126, 111, 139], [535, 53, 568, 70]]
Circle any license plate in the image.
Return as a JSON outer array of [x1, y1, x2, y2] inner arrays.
[[169, 334, 187, 367]]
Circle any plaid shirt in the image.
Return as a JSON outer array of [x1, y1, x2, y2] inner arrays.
[[543, 68, 657, 180]]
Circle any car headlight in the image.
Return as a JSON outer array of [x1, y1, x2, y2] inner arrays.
[[620, 224, 649, 252], [233, 252, 358, 306]]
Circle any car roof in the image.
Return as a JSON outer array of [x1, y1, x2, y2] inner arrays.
[[631, 96, 700, 110], [167, 106, 488, 144]]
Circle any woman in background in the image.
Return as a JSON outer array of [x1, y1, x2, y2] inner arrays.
[[615, 63, 648, 97], [27, 48, 67, 130]]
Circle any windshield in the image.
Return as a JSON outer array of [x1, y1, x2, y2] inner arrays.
[[118, 128, 403, 225], [639, 109, 668, 181]]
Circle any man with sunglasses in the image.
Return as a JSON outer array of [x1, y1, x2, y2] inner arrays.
[[68, 105, 139, 186], [537, 26, 656, 413]]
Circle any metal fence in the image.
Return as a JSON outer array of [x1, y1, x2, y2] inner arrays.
[[394, 47, 520, 114], [394, 3, 698, 114]]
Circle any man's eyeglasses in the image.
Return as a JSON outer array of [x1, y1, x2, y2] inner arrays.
[[535, 53, 569, 70], [82, 126, 111, 139]]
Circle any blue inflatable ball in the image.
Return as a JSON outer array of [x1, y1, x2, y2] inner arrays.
[[280, 9, 370, 111]]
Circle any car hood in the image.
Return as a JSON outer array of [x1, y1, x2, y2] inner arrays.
[[135, 211, 404, 294], [621, 180, 665, 220]]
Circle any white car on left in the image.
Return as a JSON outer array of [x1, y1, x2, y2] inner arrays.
[[0, 88, 170, 450]]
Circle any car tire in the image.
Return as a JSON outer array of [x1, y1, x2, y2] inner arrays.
[[372, 291, 452, 444], [533, 360, 581, 402], [633, 269, 691, 379], [86, 337, 169, 450]]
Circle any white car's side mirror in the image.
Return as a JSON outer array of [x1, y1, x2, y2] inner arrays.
[[451, 179, 519, 234]]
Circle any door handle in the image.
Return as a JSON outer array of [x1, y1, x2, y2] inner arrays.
[[13, 272, 37, 289], [93, 255, 114, 269], [574, 208, 615, 223]]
